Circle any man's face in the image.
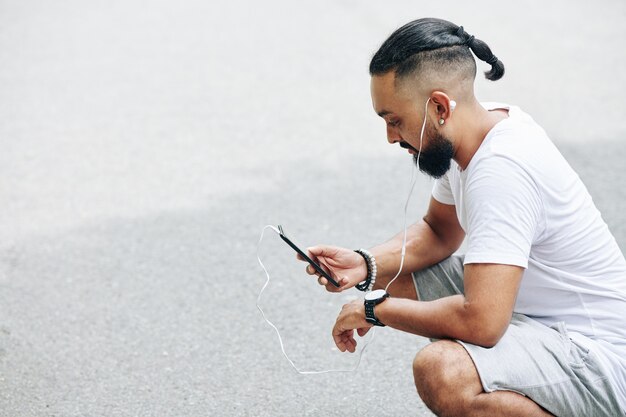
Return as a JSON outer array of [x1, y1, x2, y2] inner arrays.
[[370, 73, 455, 178]]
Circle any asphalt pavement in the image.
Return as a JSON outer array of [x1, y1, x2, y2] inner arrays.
[[1, 1, 625, 416]]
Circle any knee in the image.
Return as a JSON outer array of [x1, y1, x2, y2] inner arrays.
[[413, 341, 476, 416], [412, 342, 450, 408]]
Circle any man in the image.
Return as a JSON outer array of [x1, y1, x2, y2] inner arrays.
[[301, 18, 626, 417]]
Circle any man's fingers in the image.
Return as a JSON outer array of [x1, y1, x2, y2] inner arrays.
[[343, 334, 356, 353], [337, 331, 356, 353], [298, 255, 343, 292], [306, 245, 329, 257], [333, 330, 355, 352], [319, 276, 346, 293], [316, 258, 332, 275], [296, 250, 320, 265], [303, 257, 332, 276], [333, 330, 345, 352]]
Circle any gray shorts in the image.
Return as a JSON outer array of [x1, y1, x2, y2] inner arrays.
[[412, 255, 623, 417]]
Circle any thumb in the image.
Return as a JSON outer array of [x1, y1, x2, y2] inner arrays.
[[357, 327, 371, 337], [307, 245, 339, 259]]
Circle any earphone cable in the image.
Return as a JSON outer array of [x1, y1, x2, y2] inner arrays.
[[384, 98, 428, 292], [256, 98, 430, 372], [256, 225, 376, 374]]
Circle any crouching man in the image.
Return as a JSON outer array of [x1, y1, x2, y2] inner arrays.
[[302, 18, 626, 417]]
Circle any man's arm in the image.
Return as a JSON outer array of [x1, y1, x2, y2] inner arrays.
[[370, 197, 465, 293], [303, 197, 464, 296], [332, 263, 523, 351], [376, 263, 523, 347]]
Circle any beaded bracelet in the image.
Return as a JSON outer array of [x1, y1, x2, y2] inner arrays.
[[354, 249, 377, 292]]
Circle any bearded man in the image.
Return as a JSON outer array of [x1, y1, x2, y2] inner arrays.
[[302, 18, 626, 417]]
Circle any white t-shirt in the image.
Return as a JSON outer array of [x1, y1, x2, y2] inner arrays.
[[432, 102, 626, 411]]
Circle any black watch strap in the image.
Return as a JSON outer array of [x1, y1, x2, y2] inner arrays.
[[364, 291, 389, 327], [364, 302, 385, 327]]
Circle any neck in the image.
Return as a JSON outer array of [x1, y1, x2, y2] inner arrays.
[[450, 99, 508, 170]]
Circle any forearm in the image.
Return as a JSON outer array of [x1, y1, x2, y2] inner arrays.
[[375, 296, 503, 348], [369, 219, 459, 291]]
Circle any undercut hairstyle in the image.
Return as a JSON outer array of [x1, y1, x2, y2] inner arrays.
[[369, 18, 504, 82]]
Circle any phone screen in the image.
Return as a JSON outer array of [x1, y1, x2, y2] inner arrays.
[[277, 225, 340, 287]]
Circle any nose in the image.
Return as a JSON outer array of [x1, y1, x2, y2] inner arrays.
[[386, 125, 402, 144]]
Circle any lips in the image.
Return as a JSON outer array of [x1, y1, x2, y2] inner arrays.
[[399, 141, 418, 154]]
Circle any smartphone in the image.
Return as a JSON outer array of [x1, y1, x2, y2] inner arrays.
[[277, 225, 340, 287]]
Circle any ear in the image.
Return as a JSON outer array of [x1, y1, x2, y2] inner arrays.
[[430, 91, 455, 124]]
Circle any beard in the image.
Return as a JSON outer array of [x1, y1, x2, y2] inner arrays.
[[412, 122, 455, 179]]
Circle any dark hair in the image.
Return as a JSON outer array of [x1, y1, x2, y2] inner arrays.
[[369, 18, 504, 81]]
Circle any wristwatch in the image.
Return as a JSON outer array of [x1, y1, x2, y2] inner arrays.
[[364, 289, 389, 327]]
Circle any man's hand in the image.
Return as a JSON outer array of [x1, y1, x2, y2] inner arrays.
[[297, 245, 367, 293], [331, 300, 373, 353]]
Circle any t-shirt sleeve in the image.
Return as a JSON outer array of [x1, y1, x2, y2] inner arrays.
[[464, 155, 543, 268], [432, 171, 455, 205]]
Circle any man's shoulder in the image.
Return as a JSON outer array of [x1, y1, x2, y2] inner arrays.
[[470, 110, 562, 180]]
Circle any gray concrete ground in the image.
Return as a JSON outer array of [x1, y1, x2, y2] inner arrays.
[[1, 0, 625, 416]]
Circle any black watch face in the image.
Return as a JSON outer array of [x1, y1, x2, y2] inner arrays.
[[365, 289, 387, 301]]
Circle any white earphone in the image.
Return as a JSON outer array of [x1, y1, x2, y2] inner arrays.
[[438, 99, 456, 125]]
